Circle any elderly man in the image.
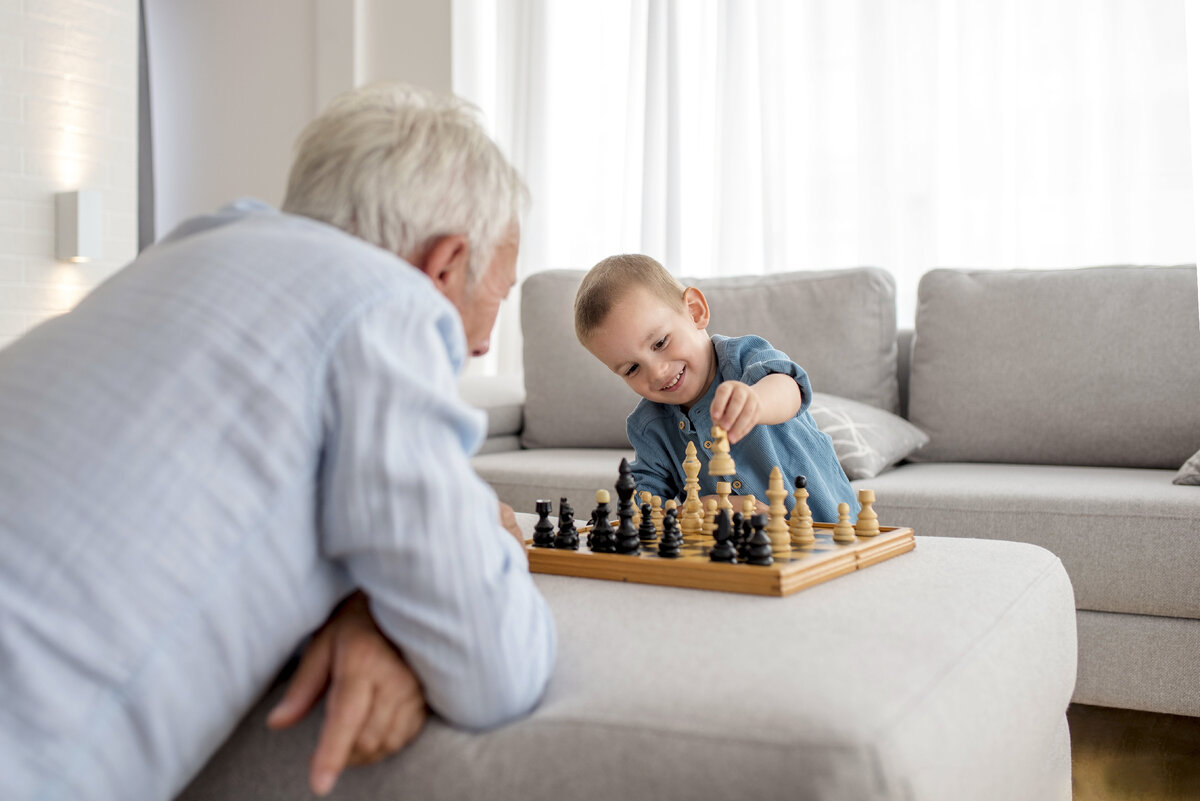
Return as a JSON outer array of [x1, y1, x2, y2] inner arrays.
[[0, 84, 555, 801]]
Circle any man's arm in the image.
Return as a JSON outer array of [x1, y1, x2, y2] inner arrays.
[[320, 294, 556, 729]]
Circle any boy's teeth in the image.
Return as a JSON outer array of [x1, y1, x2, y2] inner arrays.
[[664, 368, 683, 390]]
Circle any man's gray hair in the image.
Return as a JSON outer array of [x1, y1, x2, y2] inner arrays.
[[282, 83, 528, 279]]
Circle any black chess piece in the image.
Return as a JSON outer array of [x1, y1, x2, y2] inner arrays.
[[709, 509, 737, 563], [637, 502, 657, 544], [745, 513, 774, 566], [657, 508, 682, 558], [731, 511, 750, 561], [795, 475, 807, 491], [532, 499, 555, 548], [554, 497, 579, 550], [614, 459, 640, 554], [590, 493, 617, 553]]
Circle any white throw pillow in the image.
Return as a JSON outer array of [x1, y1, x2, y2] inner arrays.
[[809, 393, 929, 480]]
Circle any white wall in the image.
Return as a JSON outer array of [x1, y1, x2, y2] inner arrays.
[[0, 0, 138, 348], [144, 0, 318, 237], [146, 0, 452, 240]]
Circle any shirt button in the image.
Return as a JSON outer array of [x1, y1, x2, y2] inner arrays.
[[703, 440, 712, 449], [678, 420, 686, 430], [732, 480, 742, 489]]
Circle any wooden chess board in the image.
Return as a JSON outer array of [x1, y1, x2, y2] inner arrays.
[[525, 522, 915, 597]]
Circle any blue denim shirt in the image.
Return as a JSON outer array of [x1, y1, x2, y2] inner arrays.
[[626, 334, 858, 523]]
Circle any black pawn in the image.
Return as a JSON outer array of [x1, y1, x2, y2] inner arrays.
[[731, 511, 750, 561], [532, 499, 555, 548], [794, 475, 807, 490], [709, 509, 737, 562], [590, 496, 617, 553], [554, 497, 579, 550], [745, 513, 774, 566], [637, 502, 657, 544], [657, 508, 682, 558], [614, 460, 640, 554]]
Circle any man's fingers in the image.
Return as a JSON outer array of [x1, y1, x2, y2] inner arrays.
[[309, 676, 374, 796], [267, 633, 334, 730]]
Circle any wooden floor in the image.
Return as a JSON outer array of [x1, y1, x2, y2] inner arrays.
[[1070, 704, 1200, 800]]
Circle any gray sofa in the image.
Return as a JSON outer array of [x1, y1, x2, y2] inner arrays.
[[470, 264, 1200, 718]]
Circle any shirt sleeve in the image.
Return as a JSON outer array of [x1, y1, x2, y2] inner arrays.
[[722, 335, 813, 414], [318, 293, 556, 730]]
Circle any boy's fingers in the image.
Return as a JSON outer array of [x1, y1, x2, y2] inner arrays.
[[267, 632, 334, 730], [309, 675, 373, 796]]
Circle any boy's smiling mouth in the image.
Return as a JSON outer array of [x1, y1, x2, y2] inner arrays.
[[661, 367, 685, 391]]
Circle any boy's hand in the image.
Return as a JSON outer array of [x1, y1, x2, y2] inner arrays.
[[710, 381, 761, 445], [267, 591, 427, 796]]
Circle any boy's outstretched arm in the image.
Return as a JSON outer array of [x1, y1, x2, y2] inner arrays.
[[710, 373, 803, 445]]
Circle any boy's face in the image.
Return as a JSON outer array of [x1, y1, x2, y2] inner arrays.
[[583, 285, 716, 409]]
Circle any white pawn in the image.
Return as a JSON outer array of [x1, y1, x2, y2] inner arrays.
[[855, 489, 880, 538], [832, 502, 856, 543]]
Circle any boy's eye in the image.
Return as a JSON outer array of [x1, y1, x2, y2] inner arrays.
[[624, 363, 639, 377], [653, 337, 667, 350]]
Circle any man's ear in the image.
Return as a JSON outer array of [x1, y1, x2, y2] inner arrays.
[[683, 286, 710, 328], [412, 234, 470, 296]]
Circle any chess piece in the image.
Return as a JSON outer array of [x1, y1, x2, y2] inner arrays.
[[745, 514, 774, 566], [533, 499, 555, 547], [765, 466, 791, 554], [614, 459, 640, 554], [637, 502, 658, 543], [657, 508, 682, 558], [832, 501, 856, 543], [554, 497, 579, 550], [701, 498, 718, 542], [708, 425, 736, 476], [715, 481, 734, 521], [680, 442, 704, 538], [590, 489, 617, 552], [732, 511, 750, 561], [855, 489, 880, 538], [789, 475, 815, 546], [709, 509, 737, 562], [650, 495, 664, 535]]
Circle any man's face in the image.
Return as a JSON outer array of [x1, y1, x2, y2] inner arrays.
[[450, 225, 519, 357]]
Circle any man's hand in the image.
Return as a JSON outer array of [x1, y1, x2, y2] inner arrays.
[[499, 501, 525, 545], [266, 592, 427, 796]]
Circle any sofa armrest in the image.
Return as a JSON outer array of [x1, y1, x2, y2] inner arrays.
[[459, 374, 525, 454]]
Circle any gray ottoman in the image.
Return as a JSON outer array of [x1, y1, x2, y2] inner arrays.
[[179, 525, 1076, 801]]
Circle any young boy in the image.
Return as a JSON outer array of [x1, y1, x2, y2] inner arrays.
[[573, 253, 857, 523]]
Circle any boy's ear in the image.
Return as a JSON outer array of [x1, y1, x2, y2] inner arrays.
[[683, 286, 710, 328]]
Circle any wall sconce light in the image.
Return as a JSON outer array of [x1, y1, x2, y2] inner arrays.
[[55, 190, 102, 263]]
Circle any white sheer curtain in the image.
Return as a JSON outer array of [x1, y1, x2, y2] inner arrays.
[[454, 0, 1196, 376]]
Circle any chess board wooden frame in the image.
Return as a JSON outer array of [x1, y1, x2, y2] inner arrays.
[[525, 523, 915, 597]]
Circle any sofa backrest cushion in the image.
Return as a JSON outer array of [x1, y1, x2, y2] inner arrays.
[[520, 267, 899, 449], [907, 265, 1200, 468]]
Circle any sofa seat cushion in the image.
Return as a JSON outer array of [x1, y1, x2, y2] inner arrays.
[[179, 534, 1075, 801], [908, 266, 1200, 468], [473, 447, 636, 513], [458, 374, 524, 437], [855, 462, 1200, 619], [520, 268, 900, 449]]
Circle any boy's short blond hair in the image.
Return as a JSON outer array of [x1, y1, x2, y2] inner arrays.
[[574, 254, 687, 343]]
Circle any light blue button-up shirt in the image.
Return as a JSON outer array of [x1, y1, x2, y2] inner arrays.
[[626, 334, 857, 523], [0, 200, 556, 801]]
